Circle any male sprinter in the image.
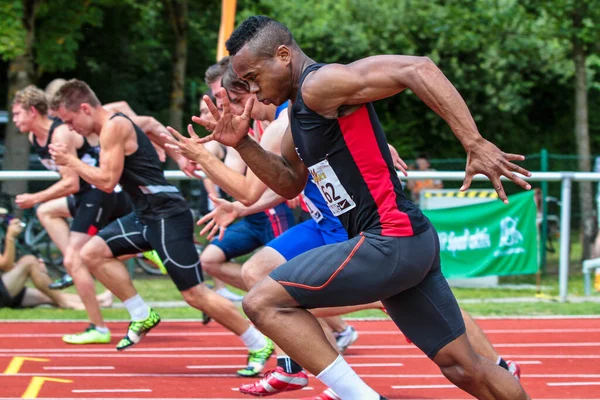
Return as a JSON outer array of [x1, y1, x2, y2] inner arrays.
[[12, 85, 129, 344], [195, 16, 530, 400], [48, 80, 273, 377]]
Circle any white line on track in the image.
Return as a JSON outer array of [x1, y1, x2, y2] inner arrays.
[[44, 366, 115, 370], [3, 372, 600, 379], [185, 362, 404, 369], [72, 389, 151, 393], [392, 384, 457, 389], [0, 352, 594, 360], [547, 381, 600, 387], [2, 328, 600, 338], [1, 342, 599, 353]]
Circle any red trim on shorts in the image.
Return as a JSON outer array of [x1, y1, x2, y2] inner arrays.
[[338, 105, 413, 236], [87, 225, 99, 236], [278, 235, 366, 290]]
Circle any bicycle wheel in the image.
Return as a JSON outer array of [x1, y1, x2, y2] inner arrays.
[[24, 218, 65, 274]]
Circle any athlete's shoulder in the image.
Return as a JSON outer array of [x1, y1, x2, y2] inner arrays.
[[51, 124, 77, 144]]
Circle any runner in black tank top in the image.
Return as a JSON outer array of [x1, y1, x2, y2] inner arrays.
[[13, 84, 132, 347], [194, 16, 530, 400], [50, 80, 275, 371]]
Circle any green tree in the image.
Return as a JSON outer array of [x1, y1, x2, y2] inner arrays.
[[0, 0, 103, 199]]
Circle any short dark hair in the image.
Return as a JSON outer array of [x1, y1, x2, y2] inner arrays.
[[51, 79, 101, 111], [204, 57, 230, 85], [226, 15, 294, 58], [416, 153, 430, 161], [221, 65, 249, 94]]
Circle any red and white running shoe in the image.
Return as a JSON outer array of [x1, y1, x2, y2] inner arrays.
[[506, 360, 521, 380], [301, 388, 341, 400], [239, 367, 308, 397]]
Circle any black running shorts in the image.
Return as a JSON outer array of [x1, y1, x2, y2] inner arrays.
[[68, 189, 132, 235], [269, 224, 465, 359], [97, 210, 202, 291], [0, 278, 27, 309]]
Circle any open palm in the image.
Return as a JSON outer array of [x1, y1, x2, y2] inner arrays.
[[192, 88, 254, 148]]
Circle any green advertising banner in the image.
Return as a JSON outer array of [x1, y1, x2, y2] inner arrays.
[[423, 191, 538, 278]]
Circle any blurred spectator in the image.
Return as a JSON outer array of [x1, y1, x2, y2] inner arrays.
[[406, 154, 443, 205]]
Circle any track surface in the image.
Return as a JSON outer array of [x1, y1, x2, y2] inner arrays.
[[0, 318, 599, 399]]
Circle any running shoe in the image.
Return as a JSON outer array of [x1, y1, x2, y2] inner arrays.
[[49, 274, 74, 290], [334, 326, 359, 353], [506, 360, 521, 380], [237, 337, 275, 377], [116, 308, 161, 351], [142, 250, 167, 274], [240, 366, 308, 396], [63, 324, 111, 345], [301, 388, 340, 400]]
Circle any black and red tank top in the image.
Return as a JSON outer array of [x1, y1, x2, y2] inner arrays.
[[290, 63, 429, 238]]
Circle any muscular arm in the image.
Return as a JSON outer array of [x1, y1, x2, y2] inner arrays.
[[30, 126, 80, 203], [196, 117, 288, 205], [61, 120, 127, 193], [231, 188, 286, 217], [302, 56, 483, 151], [233, 124, 308, 200]]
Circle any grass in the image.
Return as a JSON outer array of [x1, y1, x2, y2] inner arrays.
[[1, 233, 598, 321]]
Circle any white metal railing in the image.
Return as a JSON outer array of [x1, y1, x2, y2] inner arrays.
[[2, 169, 599, 302]]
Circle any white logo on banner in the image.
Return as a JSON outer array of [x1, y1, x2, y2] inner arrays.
[[439, 228, 491, 256], [494, 216, 525, 257]]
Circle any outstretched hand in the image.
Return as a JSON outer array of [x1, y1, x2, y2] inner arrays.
[[163, 124, 210, 163], [197, 194, 240, 241], [460, 139, 532, 204], [191, 87, 254, 148]]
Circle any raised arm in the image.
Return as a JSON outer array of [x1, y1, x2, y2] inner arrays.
[[0, 219, 24, 271], [302, 56, 531, 202], [49, 119, 127, 193], [193, 91, 308, 199]]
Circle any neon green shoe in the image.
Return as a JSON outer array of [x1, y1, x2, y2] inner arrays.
[[142, 250, 167, 274], [116, 308, 161, 351], [237, 337, 275, 377], [63, 324, 111, 345]]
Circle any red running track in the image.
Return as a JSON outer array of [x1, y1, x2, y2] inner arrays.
[[0, 318, 599, 399]]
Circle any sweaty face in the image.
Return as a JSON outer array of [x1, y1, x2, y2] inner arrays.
[[55, 105, 94, 136], [225, 89, 276, 121], [11, 104, 34, 133], [231, 45, 292, 107]]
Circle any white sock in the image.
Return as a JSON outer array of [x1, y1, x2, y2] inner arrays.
[[94, 326, 110, 334], [317, 355, 379, 400], [240, 326, 267, 351], [123, 294, 150, 321]]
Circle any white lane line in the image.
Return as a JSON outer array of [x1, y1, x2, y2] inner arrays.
[[1, 342, 599, 353], [547, 382, 600, 387], [392, 384, 457, 389], [0, 353, 594, 360], [44, 366, 115, 370], [3, 328, 600, 338], [72, 389, 151, 393], [3, 373, 599, 379]]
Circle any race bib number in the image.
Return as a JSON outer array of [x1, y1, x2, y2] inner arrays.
[[302, 191, 324, 223], [308, 159, 356, 217]]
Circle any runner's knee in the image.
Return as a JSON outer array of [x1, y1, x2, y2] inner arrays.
[[241, 261, 262, 289], [180, 284, 211, 309]]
